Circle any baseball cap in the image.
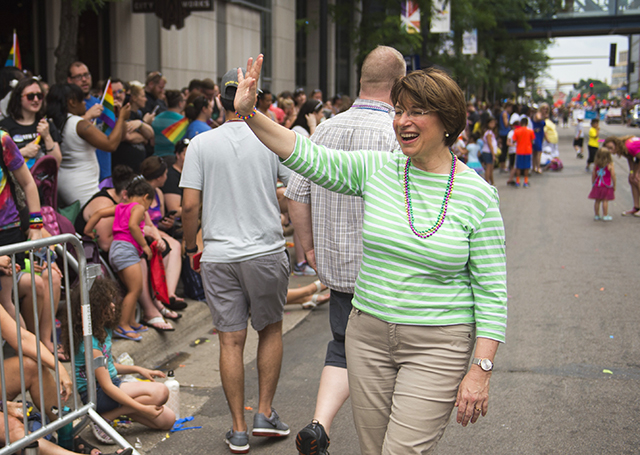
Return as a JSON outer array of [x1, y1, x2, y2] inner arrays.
[[220, 68, 244, 102], [510, 113, 521, 125]]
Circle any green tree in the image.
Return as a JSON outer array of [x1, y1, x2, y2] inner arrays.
[[574, 79, 610, 97], [328, 0, 552, 101], [54, 0, 109, 83]]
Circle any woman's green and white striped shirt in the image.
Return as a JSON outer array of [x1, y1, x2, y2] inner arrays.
[[283, 134, 507, 343]]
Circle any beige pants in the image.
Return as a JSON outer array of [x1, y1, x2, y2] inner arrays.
[[345, 309, 475, 455]]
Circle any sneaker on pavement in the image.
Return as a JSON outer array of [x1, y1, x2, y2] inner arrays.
[[225, 429, 250, 454], [523, 183, 529, 188], [296, 420, 330, 455], [91, 421, 116, 445], [514, 182, 520, 188], [293, 261, 316, 276], [252, 408, 290, 437], [594, 215, 601, 221], [602, 215, 613, 221]]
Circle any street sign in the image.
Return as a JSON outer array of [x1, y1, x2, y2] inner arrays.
[[132, 0, 214, 29]]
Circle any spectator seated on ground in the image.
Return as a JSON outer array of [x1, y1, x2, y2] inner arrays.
[[0, 132, 60, 356], [140, 157, 184, 308], [0, 290, 130, 455], [75, 165, 137, 253], [160, 138, 188, 227]]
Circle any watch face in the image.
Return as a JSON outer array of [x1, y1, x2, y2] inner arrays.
[[480, 358, 493, 371]]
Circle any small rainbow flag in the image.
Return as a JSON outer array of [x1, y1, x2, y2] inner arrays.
[[4, 30, 22, 70], [162, 117, 188, 144], [98, 79, 116, 132]]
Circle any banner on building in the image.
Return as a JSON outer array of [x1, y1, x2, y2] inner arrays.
[[462, 30, 477, 55], [401, 1, 421, 34], [430, 0, 450, 34]]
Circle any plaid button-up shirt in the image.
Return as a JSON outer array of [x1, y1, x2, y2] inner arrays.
[[284, 98, 399, 293]]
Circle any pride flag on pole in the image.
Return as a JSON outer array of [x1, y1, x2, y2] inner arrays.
[[161, 117, 188, 144], [4, 30, 22, 69], [99, 79, 116, 132]]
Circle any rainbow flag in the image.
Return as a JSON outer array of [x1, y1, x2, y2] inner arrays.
[[162, 117, 188, 144], [99, 79, 116, 132], [4, 30, 22, 69]]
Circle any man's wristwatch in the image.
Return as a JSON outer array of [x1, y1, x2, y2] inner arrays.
[[472, 358, 494, 372]]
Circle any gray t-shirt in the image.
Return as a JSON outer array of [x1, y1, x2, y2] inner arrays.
[[180, 121, 290, 263]]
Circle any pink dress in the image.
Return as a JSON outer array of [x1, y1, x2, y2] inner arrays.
[[588, 165, 615, 201]]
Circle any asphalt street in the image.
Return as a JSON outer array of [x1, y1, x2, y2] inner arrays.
[[103, 121, 640, 455]]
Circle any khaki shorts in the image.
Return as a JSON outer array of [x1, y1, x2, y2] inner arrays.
[[200, 251, 289, 332]]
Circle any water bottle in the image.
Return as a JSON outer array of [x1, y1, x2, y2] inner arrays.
[[53, 406, 73, 450], [164, 370, 180, 420]]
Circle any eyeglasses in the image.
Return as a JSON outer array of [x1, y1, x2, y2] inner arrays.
[[23, 92, 44, 101], [394, 108, 432, 119], [70, 72, 91, 81]]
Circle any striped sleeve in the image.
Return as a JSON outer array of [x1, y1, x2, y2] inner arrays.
[[282, 133, 389, 197], [468, 187, 507, 343]]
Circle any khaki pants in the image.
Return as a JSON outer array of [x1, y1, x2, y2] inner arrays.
[[345, 309, 475, 455]]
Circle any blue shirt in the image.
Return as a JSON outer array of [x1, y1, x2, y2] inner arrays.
[[186, 120, 211, 139], [85, 95, 111, 181]]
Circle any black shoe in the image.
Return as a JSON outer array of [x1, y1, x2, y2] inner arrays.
[[166, 297, 188, 311], [296, 420, 330, 455]]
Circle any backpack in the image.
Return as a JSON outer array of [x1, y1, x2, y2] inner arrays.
[[181, 254, 205, 301]]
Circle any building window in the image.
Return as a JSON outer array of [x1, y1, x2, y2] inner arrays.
[[335, 4, 351, 97], [296, 0, 307, 88]]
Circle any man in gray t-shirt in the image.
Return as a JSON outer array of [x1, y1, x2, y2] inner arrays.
[[180, 68, 291, 453]]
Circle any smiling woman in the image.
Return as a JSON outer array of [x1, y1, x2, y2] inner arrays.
[[0, 77, 62, 168], [233, 55, 508, 454]]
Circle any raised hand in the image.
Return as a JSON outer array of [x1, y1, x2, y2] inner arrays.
[[234, 54, 264, 116]]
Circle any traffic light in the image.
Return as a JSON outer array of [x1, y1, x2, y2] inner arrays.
[[609, 43, 617, 67]]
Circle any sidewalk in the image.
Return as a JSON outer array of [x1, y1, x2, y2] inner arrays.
[[102, 244, 324, 453]]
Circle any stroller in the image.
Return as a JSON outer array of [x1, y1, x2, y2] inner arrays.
[[30, 156, 115, 282]]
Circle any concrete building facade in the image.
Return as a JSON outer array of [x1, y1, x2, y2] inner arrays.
[[7, 0, 359, 101]]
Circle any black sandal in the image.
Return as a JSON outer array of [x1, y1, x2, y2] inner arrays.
[[74, 435, 134, 455], [74, 436, 98, 454]]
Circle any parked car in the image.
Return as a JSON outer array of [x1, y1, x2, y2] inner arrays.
[[605, 107, 623, 124]]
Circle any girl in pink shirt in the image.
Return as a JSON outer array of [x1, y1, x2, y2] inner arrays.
[[84, 178, 155, 340], [603, 135, 640, 216]]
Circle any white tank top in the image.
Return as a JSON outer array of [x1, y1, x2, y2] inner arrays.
[[58, 115, 100, 207]]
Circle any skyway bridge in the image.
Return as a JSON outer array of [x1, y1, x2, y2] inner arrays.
[[507, 0, 640, 38]]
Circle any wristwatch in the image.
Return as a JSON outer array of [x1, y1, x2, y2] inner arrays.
[[472, 358, 494, 372]]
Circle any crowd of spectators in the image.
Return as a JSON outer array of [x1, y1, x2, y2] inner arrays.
[[0, 61, 350, 452]]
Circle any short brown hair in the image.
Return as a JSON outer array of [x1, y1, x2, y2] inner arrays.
[[391, 69, 466, 148], [145, 71, 165, 86]]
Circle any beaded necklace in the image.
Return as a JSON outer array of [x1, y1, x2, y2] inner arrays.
[[403, 149, 456, 239]]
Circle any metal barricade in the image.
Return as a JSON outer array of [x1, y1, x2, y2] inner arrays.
[[0, 234, 139, 455]]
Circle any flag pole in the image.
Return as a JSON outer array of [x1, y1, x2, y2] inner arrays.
[[100, 78, 111, 105], [93, 78, 110, 126], [12, 30, 16, 67]]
